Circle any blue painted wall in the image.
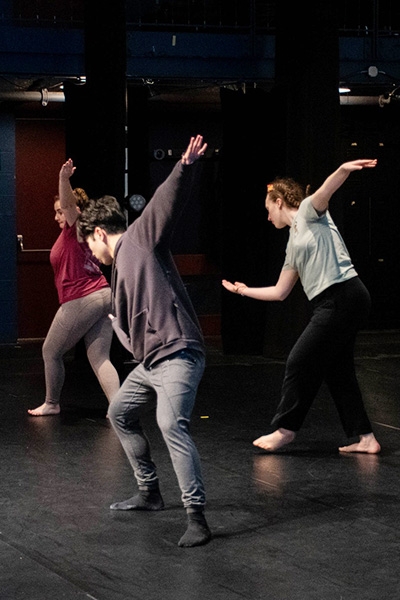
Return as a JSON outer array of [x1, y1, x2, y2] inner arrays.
[[0, 114, 17, 344]]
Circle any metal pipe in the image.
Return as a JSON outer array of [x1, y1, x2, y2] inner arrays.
[[0, 90, 389, 107], [340, 95, 383, 106], [0, 89, 65, 104]]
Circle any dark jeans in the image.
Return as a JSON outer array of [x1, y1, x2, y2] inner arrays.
[[271, 277, 373, 437]]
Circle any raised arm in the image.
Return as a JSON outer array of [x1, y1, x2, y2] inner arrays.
[[311, 159, 377, 213], [222, 268, 299, 302], [134, 135, 207, 248], [59, 158, 80, 227]]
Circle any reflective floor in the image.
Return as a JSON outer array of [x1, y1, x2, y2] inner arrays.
[[1, 331, 400, 600]]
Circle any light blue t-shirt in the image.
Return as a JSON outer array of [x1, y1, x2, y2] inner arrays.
[[283, 196, 357, 300]]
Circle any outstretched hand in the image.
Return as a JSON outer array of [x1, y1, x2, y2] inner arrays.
[[181, 135, 207, 165], [222, 279, 248, 296], [341, 159, 377, 172], [60, 158, 76, 180]]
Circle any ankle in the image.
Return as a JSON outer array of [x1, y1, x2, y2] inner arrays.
[[186, 506, 206, 522]]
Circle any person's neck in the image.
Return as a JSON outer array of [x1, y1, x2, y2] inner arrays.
[[285, 207, 298, 227], [108, 233, 124, 258]]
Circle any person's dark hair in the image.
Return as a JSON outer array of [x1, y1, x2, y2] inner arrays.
[[267, 178, 310, 209], [77, 195, 127, 239]]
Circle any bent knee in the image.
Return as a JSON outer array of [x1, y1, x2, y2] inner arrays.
[[107, 399, 140, 430], [42, 341, 63, 362], [157, 416, 190, 438]]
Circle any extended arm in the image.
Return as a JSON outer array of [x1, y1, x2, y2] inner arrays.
[[135, 135, 207, 247], [311, 159, 377, 213], [222, 268, 299, 302], [59, 158, 79, 226]]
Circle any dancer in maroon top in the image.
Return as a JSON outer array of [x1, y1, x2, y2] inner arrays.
[[28, 159, 120, 416]]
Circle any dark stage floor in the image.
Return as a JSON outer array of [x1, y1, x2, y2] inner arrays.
[[1, 330, 400, 600]]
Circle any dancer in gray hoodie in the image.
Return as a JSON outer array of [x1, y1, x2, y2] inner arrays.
[[78, 135, 211, 547]]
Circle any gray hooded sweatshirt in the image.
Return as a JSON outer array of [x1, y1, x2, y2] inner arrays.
[[111, 160, 205, 368]]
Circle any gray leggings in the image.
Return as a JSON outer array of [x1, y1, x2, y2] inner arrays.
[[42, 287, 120, 405]]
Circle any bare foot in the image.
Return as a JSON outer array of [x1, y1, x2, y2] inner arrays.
[[28, 402, 60, 416], [253, 428, 296, 452], [339, 433, 381, 454]]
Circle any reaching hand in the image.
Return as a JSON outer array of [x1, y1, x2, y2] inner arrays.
[[222, 279, 248, 296], [340, 159, 377, 173], [181, 135, 207, 165], [60, 158, 76, 180]]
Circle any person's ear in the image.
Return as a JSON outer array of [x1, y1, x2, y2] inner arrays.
[[94, 226, 105, 242]]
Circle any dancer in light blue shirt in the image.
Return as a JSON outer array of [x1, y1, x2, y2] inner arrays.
[[223, 159, 381, 455]]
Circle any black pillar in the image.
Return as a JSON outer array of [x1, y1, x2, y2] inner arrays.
[[220, 2, 341, 357], [126, 86, 151, 223], [219, 87, 275, 355], [262, 0, 341, 357], [275, 0, 340, 185], [64, 0, 127, 201]]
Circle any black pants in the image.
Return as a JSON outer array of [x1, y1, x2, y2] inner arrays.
[[271, 277, 373, 437]]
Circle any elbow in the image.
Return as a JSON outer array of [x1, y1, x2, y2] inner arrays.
[[275, 289, 290, 302]]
